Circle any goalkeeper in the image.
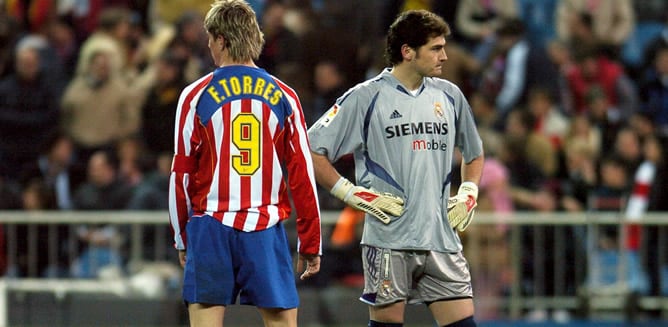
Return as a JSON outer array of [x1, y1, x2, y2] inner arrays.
[[307, 9, 484, 327]]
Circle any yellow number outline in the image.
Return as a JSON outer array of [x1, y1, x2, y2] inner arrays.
[[231, 112, 261, 176]]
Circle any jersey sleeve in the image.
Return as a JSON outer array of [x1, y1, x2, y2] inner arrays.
[[282, 86, 323, 255], [307, 87, 367, 161], [168, 76, 209, 250], [453, 86, 484, 163]]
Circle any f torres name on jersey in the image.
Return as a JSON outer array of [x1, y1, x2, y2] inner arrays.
[[205, 75, 284, 106]]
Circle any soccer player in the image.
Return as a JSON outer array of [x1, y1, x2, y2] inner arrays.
[[168, 1, 322, 326], [308, 10, 484, 327]]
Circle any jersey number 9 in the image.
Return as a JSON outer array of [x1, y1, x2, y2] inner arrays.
[[231, 112, 261, 176]]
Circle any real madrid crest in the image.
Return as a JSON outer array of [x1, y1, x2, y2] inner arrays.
[[434, 102, 445, 121]]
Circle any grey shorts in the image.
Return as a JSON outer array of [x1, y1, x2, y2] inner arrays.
[[359, 245, 473, 306]]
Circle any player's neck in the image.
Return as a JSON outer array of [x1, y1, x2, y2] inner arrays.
[[217, 52, 257, 68], [219, 60, 257, 68], [391, 64, 423, 91]]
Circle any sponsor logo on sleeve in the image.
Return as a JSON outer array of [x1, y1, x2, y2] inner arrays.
[[320, 104, 340, 127]]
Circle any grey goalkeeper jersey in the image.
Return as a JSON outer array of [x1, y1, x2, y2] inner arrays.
[[308, 69, 483, 252]]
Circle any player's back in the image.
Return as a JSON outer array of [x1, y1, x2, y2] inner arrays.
[[187, 65, 300, 231]]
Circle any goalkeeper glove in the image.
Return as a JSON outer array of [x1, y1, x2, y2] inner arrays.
[[447, 182, 478, 231], [330, 177, 404, 224]]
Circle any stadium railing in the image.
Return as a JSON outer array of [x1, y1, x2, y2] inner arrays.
[[0, 211, 667, 325]]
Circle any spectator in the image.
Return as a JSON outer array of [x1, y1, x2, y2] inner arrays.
[[631, 134, 668, 296], [306, 60, 349, 127], [0, 41, 61, 180], [516, 0, 558, 47], [72, 149, 132, 211], [564, 114, 603, 161], [149, 0, 211, 28], [567, 45, 639, 122], [455, 0, 519, 62], [546, 39, 578, 114], [640, 20, 668, 80], [639, 44, 668, 137], [556, 0, 635, 60], [45, 18, 79, 82], [478, 18, 559, 124], [586, 154, 650, 296], [470, 91, 501, 132], [71, 150, 133, 278], [0, 11, 21, 79], [141, 11, 210, 85], [15, 178, 76, 277], [558, 113, 603, 210], [74, 7, 134, 80], [588, 154, 630, 216], [257, 1, 302, 78], [116, 136, 149, 188], [465, 130, 514, 321], [477, 130, 514, 215], [12, 179, 56, 277], [612, 127, 643, 177], [19, 131, 85, 211], [127, 152, 171, 211], [15, 131, 84, 277], [561, 12, 599, 52], [61, 49, 140, 163], [560, 138, 598, 213], [168, 11, 212, 80], [134, 11, 210, 111], [13, 33, 69, 97], [527, 87, 570, 150], [127, 151, 173, 262], [584, 86, 624, 153], [139, 51, 188, 156], [504, 109, 558, 180], [629, 111, 658, 142], [57, 0, 113, 42]]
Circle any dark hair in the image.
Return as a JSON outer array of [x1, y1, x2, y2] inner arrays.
[[385, 10, 450, 66], [579, 12, 593, 30], [572, 43, 601, 63], [97, 7, 132, 31], [528, 86, 555, 103], [496, 18, 525, 37], [515, 108, 536, 130], [93, 149, 120, 172], [38, 129, 69, 155]]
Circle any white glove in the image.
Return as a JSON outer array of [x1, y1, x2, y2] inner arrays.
[[330, 177, 404, 224], [447, 182, 478, 231]]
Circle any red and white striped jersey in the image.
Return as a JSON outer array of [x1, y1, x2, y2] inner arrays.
[[169, 65, 321, 255]]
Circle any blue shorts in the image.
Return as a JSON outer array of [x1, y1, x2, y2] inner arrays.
[[182, 215, 298, 308]]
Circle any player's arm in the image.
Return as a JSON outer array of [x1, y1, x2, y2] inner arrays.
[[285, 108, 322, 257], [461, 154, 484, 185], [282, 89, 322, 280], [168, 79, 208, 256], [448, 153, 484, 231], [311, 151, 404, 224], [311, 151, 343, 190]]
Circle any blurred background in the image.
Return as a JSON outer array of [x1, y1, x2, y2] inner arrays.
[[0, 0, 667, 326]]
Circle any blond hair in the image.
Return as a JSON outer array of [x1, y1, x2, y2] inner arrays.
[[204, 0, 264, 62]]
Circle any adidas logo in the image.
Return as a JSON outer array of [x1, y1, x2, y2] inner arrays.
[[390, 110, 403, 119]]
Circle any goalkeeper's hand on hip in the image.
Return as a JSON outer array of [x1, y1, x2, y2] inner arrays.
[[330, 177, 404, 224], [447, 182, 478, 231]]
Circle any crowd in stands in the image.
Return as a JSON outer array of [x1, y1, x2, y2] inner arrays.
[[0, 0, 667, 319]]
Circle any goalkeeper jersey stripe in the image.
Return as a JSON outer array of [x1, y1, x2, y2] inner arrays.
[[169, 65, 322, 255], [308, 69, 483, 252]]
